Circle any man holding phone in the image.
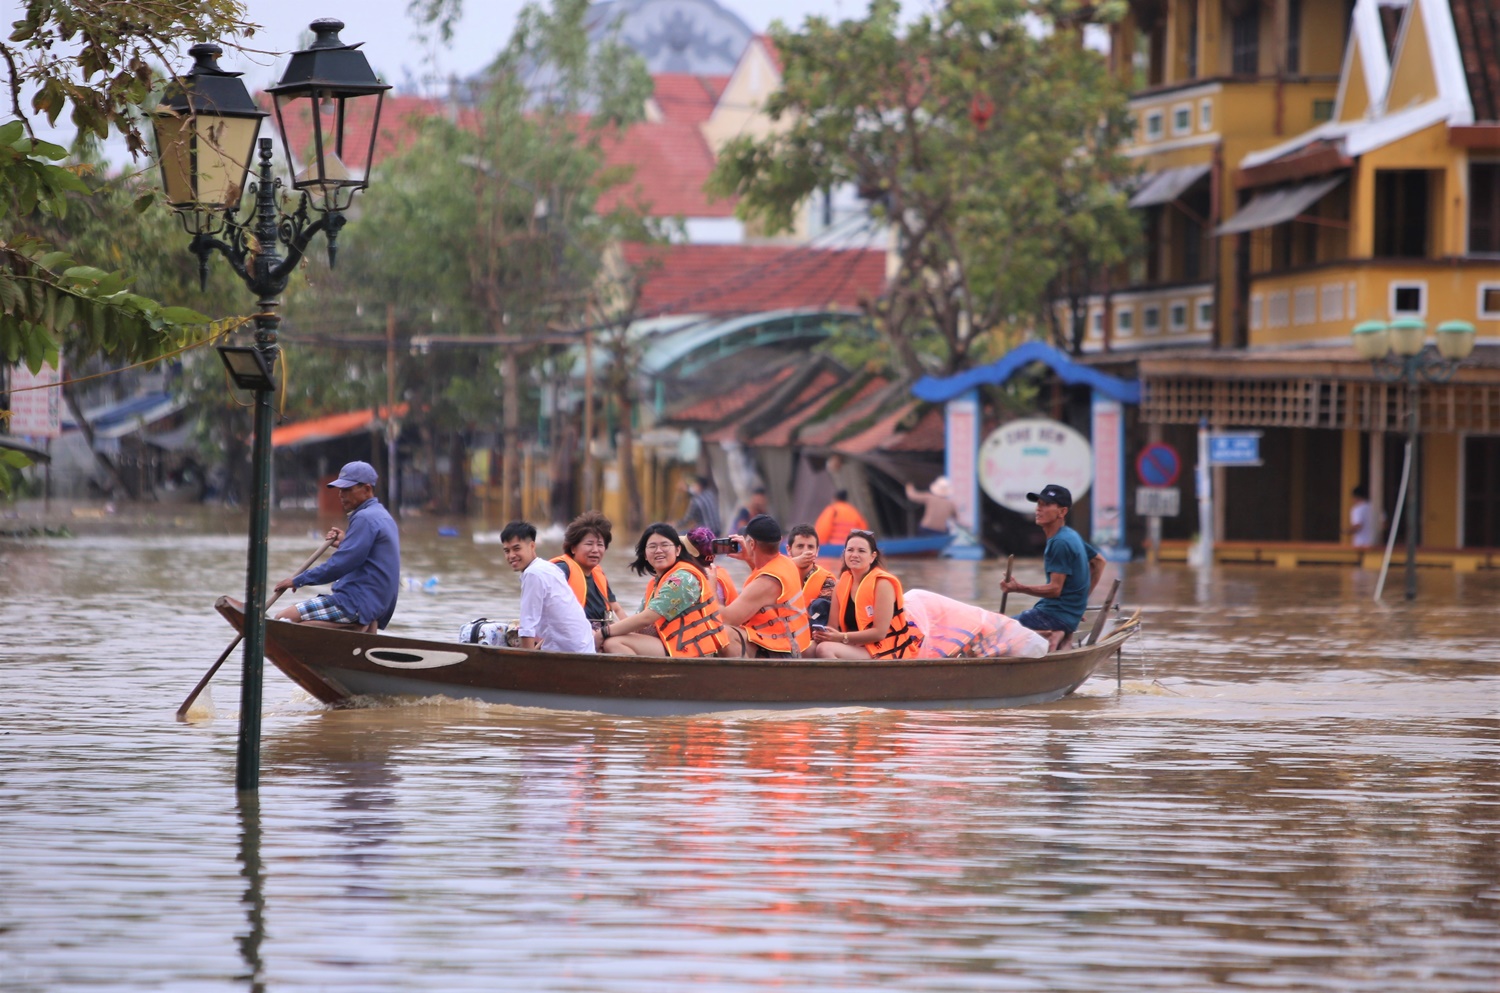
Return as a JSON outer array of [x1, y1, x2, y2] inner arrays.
[[716, 515, 813, 658], [787, 523, 833, 629]]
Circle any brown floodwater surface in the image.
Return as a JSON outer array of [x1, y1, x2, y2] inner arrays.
[[1, 513, 1497, 991]]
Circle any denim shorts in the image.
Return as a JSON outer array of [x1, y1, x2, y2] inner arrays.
[[296, 594, 357, 624], [1015, 606, 1076, 636]]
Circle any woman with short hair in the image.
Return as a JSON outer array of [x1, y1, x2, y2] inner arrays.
[[811, 529, 922, 660], [551, 511, 622, 622], [597, 523, 730, 657]]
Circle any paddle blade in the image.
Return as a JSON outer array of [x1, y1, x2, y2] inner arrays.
[[179, 683, 216, 722]]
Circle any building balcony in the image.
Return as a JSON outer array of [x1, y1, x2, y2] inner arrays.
[[1126, 77, 1340, 160], [1056, 281, 1215, 353], [1246, 257, 1500, 349]]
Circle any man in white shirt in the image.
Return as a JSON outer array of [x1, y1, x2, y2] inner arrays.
[[501, 521, 596, 654]]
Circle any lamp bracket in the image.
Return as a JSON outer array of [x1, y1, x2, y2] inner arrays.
[[1369, 347, 1463, 386]]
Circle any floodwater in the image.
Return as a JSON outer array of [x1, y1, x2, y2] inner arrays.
[[2, 513, 1498, 992]]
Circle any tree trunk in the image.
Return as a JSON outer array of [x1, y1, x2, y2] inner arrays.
[[616, 382, 642, 531], [501, 347, 521, 521], [62, 382, 136, 499]]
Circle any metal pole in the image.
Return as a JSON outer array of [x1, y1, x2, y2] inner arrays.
[[236, 139, 283, 793], [386, 302, 399, 515], [1404, 367, 1419, 601]]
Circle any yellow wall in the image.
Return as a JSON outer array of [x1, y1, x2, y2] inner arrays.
[[1302, 1, 1348, 75], [1340, 428, 1362, 541], [700, 39, 783, 155], [1384, 0, 1438, 112], [1422, 432, 1459, 547]]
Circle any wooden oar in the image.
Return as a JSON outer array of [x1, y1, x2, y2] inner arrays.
[[176, 537, 335, 720], [998, 554, 1015, 615]]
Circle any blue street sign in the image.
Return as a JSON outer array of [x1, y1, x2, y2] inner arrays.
[[1209, 432, 1262, 466], [1136, 443, 1181, 487]]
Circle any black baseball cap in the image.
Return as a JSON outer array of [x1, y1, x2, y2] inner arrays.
[[1026, 484, 1072, 507], [744, 514, 782, 543]]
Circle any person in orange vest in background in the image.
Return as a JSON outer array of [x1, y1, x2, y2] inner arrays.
[[550, 511, 622, 624], [814, 489, 869, 547], [812, 529, 923, 660], [718, 515, 814, 658]]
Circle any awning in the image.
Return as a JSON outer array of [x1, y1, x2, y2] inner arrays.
[[1129, 164, 1211, 208], [271, 404, 408, 450], [1216, 174, 1345, 236], [87, 392, 187, 440]]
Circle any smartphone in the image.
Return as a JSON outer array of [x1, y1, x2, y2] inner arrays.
[[710, 537, 741, 553]]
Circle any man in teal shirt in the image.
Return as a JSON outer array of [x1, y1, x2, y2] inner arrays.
[[999, 484, 1105, 651]]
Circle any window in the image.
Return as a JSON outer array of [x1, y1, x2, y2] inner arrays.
[[1469, 162, 1500, 254], [1145, 110, 1164, 141], [1312, 98, 1335, 122], [1091, 309, 1105, 337], [1389, 281, 1426, 318], [1250, 293, 1263, 330], [1143, 304, 1162, 334], [1117, 307, 1135, 336], [1169, 301, 1188, 332], [1199, 99, 1213, 131], [1232, 6, 1260, 75], [1374, 170, 1431, 258], [1479, 283, 1500, 319], [1196, 299, 1214, 330], [1172, 104, 1193, 136], [1287, 0, 1302, 73]]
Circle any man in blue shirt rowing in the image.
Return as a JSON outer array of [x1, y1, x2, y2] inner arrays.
[[273, 461, 401, 630], [999, 483, 1105, 651]]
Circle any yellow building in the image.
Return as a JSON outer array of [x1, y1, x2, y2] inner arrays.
[[1080, 0, 1500, 555]]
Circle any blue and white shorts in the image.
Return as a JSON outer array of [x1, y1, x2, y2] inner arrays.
[[296, 594, 357, 624], [1015, 606, 1076, 636]]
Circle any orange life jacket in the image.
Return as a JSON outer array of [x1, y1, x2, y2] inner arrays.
[[831, 567, 922, 659], [801, 565, 833, 606], [815, 500, 869, 546], [713, 567, 738, 606], [646, 560, 729, 658], [743, 554, 813, 656], [550, 555, 613, 615]]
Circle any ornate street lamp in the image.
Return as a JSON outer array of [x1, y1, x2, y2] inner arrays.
[[1351, 317, 1476, 601], [151, 21, 388, 792]]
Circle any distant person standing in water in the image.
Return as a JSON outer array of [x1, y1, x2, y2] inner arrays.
[[1346, 485, 1381, 549], [905, 476, 958, 535]]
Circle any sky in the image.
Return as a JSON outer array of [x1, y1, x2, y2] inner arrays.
[[213, 0, 873, 92]]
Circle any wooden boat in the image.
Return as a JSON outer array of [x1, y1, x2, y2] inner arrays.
[[818, 532, 954, 559], [216, 598, 1140, 717]]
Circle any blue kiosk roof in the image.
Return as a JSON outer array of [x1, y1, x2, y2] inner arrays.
[[910, 341, 1141, 405]]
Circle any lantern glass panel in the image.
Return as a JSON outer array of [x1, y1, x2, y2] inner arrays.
[[1435, 321, 1476, 361], [1351, 322, 1389, 360], [1389, 319, 1427, 357]]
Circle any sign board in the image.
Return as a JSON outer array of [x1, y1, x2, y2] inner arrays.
[[979, 418, 1093, 513], [1135, 442, 1181, 487], [8, 359, 64, 438], [1209, 432, 1262, 466], [945, 392, 980, 532], [1091, 396, 1124, 547], [1136, 486, 1181, 517]]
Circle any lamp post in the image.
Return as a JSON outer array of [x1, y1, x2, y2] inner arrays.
[[151, 22, 388, 791], [1351, 317, 1476, 601]]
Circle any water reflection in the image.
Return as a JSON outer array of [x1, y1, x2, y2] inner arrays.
[[2, 519, 1498, 991], [235, 793, 266, 993]]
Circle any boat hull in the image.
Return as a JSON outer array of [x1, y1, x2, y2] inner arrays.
[[216, 598, 1139, 717]]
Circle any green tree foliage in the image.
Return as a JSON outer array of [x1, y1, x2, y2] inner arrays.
[[285, 0, 658, 514], [2, 0, 258, 488], [709, 0, 1139, 375]]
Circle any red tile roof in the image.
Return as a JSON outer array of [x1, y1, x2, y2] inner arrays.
[[882, 405, 946, 452], [650, 73, 730, 124], [796, 378, 893, 448], [264, 93, 461, 177], [596, 118, 732, 217], [668, 364, 797, 424], [622, 243, 888, 317], [746, 369, 845, 447], [1453, 0, 1500, 122]]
